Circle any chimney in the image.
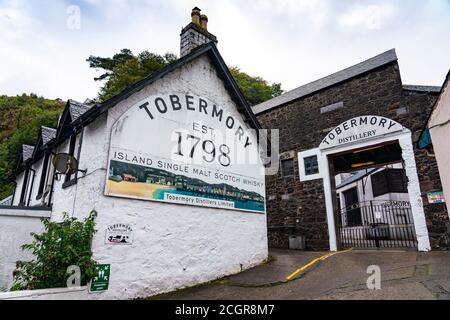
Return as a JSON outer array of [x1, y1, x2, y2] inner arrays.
[[200, 15, 208, 30], [180, 7, 217, 57]]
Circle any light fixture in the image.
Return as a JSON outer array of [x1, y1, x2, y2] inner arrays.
[[351, 161, 375, 168]]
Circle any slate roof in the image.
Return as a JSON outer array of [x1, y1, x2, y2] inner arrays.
[[68, 99, 92, 121], [253, 49, 398, 115], [22, 145, 35, 162], [41, 126, 57, 145], [403, 85, 442, 93]]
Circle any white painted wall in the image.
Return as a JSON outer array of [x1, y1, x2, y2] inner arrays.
[[48, 55, 268, 299], [429, 80, 450, 217], [0, 209, 50, 290]]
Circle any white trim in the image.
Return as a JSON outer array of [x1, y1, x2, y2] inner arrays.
[[299, 117, 431, 252], [298, 148, 323, 182], [0, 286, 88, 300], [0, 208, 51, 218]]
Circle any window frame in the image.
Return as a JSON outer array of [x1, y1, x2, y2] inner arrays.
[[298, 148, 323, 182], [280, 158, 295, 178], [62, 132, 80, 189], [36, 153, 50, 200], [304, 155, 319, 176]]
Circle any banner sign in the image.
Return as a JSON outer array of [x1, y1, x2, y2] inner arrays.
[[105, 94, 265, 214]]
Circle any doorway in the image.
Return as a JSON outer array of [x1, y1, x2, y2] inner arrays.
[[331, 142, 417, 249], [299, 116, 431, 252]]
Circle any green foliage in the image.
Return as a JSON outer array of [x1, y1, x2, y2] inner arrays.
[[0, 94, 64, 199], [87, 49, 283, 106], [87, 49, 178, 101], [230, 67, 283, 106], [11, 211, 98, 291]]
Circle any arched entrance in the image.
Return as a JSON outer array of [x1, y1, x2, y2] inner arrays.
[[298, 116, 431, 252]]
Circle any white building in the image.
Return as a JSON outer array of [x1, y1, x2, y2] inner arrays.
[[420, 71, 450, 219], [0, 8, 268, 299]]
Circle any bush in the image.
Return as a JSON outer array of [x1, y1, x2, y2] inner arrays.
[[11, 210, 98, 291]]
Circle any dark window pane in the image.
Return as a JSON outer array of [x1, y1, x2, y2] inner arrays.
[[281, 159, 294, 177], [387, 169, 408, 193], [371, 170, 389, 197], [304, 156, 319, 176]]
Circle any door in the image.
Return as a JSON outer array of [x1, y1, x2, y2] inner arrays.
[[343, 187, 362, 227]]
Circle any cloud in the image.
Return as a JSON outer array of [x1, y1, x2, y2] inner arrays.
[[0, 0, 449, 102], [338, 3, 397, 30]]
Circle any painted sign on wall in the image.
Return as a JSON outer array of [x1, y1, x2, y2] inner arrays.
[[105, 94, 265, 213], [319, 116, 405, 150], [427, 192, 445, 204]]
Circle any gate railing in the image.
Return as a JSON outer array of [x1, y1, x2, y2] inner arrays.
[[338, 200, 417, 249]]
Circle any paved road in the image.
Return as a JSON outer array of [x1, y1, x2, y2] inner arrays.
[[153, 249, 450, 300]]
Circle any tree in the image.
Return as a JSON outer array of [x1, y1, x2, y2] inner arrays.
[[88, 49, 283, 105], [87, 50, 177, 101], [230, 67, 283, 106]]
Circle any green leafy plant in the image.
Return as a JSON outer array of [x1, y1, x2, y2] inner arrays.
[[11, 210, 98, 291]]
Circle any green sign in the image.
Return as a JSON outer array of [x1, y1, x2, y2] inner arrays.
[[90, 264, 110, 293]]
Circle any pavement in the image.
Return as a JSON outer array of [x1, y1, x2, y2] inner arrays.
[[152, 249, 450, 300]]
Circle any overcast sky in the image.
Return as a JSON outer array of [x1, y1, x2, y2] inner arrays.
[[1, 0, 450, 102]]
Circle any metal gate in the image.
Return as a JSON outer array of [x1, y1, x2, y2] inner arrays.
[[338, 201, 417, 249]]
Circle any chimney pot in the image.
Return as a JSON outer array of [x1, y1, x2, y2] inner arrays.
[[180, 8, 217, 57], [191, 7, 201, 26], [200, 14, 208, 30]]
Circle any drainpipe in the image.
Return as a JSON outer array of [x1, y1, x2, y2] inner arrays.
[[27, 167, 36, 207]]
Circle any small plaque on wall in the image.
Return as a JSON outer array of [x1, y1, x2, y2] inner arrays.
[[427, 192, 445, 204], [105, 224, 133, 245]]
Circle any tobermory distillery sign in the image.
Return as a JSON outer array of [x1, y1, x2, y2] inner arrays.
[[105, 94, 265, 214], [319, 116, 404, 150]]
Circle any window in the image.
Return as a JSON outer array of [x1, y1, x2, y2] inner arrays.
[[281, 159, 295, 178], [63, 133, 79, 187], [304, 156, 319, 176], [37, 153, 50, 199], [19, 169, 30, 206], [371, 169, 408, 197]]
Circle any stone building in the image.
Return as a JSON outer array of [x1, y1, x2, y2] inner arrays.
[[254, 49, 449, 251]]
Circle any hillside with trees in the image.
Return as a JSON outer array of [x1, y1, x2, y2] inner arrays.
[[0, 95, 64, 199]]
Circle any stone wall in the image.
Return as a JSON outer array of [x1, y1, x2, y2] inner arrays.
[[257, 62, 448, 250]]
